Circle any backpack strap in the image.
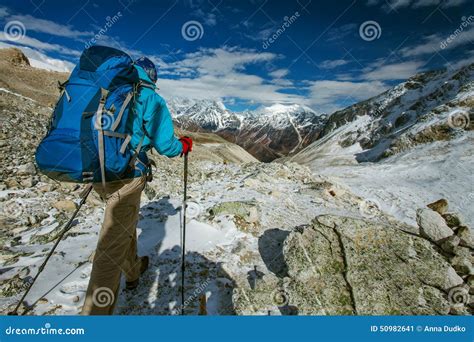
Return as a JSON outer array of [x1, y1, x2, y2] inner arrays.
[[103, 130, 132, 154], [57, 81, 71, 102], [111, 92, 133, 131], [95, 88, 109, 188], [126, 81, 155, 172]]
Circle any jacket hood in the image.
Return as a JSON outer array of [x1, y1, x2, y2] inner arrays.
[[135, 65, 155, 85]]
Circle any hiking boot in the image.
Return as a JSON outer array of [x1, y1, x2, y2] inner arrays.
[[125, 256, 149, 290]]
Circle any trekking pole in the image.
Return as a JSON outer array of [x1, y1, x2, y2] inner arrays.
[[8, 184, 93, 315], [181, 153, 188, 315]]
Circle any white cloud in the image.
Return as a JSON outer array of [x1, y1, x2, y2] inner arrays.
[[386, 0, 412, 10], [156, 47, 307, 106], [269, 68, 289, 78], [319, 59, 350, 69], [0, 6, 92, 39], [325, 23, 357, 42], [193, 9, 217, 26], [0, 42, 74, 72], [0, 33, 81, 57], [308, 80, 387, 113], [161, 46, 277, 78], [368, 0, 467, 9], [401, 26, 474, 57], [362, 60, 426, 80]]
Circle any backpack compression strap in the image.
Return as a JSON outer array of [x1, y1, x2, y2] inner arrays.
[[111, 92, 133, 131], [126, 81, 154, 171], [96, 88, 109, 188]]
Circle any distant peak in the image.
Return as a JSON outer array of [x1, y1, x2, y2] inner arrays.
[[256, 103, 316, 116]]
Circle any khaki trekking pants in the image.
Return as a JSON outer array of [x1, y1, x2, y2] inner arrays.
[[81, 175, 146, 315]]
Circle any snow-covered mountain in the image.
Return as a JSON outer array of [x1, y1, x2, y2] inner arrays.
[[169, 100, 327, 162], [289, 63, 474, 227], [309, 63, 474, 164], [168, 97, 242, 132]]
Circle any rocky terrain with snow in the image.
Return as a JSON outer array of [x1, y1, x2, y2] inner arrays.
[[0, 48, 472, 316], [288, 63, 474, 229]]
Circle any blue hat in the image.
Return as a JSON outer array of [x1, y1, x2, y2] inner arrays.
[[135, 56, 157, 83]]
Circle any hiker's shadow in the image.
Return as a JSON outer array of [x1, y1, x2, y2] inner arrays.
[[258, 228, 290, 278], [135, 196, 176, 255], [120, 196, 236, 315], [151, 245, 236, 315], [257, 228, 299, 315]]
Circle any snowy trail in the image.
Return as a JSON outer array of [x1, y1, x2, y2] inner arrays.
[[10, 203, 235, 315]]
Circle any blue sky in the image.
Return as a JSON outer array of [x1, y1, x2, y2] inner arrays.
[[0, 0, 473, 113]]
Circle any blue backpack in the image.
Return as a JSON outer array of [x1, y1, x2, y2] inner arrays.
[[36, 46, 153, 187]]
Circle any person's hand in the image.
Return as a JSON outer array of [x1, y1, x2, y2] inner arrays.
[[179, 136, 193, 156]]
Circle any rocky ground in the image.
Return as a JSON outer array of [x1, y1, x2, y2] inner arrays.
[[0, 49, 472, 316]]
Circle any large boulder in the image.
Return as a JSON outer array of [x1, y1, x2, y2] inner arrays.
[[234, 215, 465, 315], [208, 201, 260, 235], [53, 200, 78, 212], [416, 208, 453, 244], [427, 199, 448, 215], [456, 226, 474, 249]]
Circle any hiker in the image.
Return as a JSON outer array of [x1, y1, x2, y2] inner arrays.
[[34, 46, 192, 315], [79, 56, 193, 315]]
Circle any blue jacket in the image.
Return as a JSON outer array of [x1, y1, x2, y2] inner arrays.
[[129, 66, 182, 159]]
